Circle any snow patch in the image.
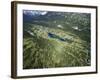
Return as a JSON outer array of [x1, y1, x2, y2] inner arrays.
[[57, 25, 63, 29]]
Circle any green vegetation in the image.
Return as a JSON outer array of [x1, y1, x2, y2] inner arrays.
[[23, 12, 91, 69]]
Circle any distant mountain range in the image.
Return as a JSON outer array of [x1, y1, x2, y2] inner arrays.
[[23, 10, 66, 22]]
